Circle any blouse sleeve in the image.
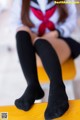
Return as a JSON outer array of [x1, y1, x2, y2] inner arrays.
[[56, 3, 77, 37], [9, 0, 23, 33]]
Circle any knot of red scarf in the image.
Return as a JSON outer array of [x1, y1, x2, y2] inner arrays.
[[31, 6, 57, 36]]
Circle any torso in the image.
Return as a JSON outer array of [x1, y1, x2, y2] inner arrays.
[[29, 0, 60, 36]]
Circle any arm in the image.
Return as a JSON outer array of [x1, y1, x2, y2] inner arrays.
[[56, 3, 77, 37], [9, 0, 24, 33]]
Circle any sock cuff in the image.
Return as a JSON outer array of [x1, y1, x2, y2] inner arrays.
[[34, 38, 52, 48], [16, 30, 31, 40], [34, 38, 49, 44], [34, 38, 57, 54], [34, 38, 61, 64]]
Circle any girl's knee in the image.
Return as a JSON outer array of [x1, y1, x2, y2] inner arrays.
[[33, 37, 41, 44], [16, 26, 31, 34], [33, 36, 46, 44]]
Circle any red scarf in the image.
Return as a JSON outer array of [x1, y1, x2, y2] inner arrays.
[[31, 6, 57, 36]]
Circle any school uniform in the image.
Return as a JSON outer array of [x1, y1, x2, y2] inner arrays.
[[10, 0, 77, 37], [10, 0, 79, 59]]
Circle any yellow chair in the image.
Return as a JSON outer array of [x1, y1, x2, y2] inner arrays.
[[0, 100, 80, 120], [37, 58, 76, 83], [37, 57, 76, 99]]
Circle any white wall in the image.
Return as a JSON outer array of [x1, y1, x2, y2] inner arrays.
[[0, 0, 12, 12]]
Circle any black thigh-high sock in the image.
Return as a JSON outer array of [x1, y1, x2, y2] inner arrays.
[[15, 31, 44, 111], [34, 39, 69, 119]]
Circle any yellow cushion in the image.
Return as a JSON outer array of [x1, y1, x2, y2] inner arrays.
[[37, 58, 76, 83], [0, 100, 80, 120]]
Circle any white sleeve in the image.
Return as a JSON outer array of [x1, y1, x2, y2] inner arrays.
[[9, 0, 24, 33], [56, 3, 77, 37]]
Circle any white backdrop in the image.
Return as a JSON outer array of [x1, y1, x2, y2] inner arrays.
[[0, 0, 12, 12]]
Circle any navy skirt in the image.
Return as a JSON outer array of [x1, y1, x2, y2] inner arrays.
[[59, 36, 80, 59]]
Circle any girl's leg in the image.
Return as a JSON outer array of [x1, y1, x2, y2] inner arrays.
[[15, 26, 44, 111], [42, 31, 80, 60], [33, 33, 70, 119], [59, 37, 80, 59], [39, 31, 71, 64]]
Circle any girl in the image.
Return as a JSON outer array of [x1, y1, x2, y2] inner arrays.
[[10, 0, 80, 119]]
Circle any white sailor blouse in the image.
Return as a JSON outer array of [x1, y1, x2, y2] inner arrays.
[[10, 0, 77, 37]]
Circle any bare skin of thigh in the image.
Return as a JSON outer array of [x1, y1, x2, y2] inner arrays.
[[17, 26, 71, 65]]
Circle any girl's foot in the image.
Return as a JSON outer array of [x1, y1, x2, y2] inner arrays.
[[15, 84, 44, 111], [44, 83, 69, 119]]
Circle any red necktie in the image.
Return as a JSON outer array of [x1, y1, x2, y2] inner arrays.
[[31, 6, 57, 36]]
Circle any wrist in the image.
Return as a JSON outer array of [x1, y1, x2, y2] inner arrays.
[[55, 28, 64, 37], [55, 29, 61, 37]]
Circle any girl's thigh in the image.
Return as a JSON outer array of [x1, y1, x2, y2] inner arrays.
[[40, 32, 71, 64]]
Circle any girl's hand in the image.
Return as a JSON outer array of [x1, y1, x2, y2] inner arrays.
[[52, 30, 59, 38], [42, 30, 59, 39]]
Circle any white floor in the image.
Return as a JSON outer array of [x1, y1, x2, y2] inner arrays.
[[0, 3, 80, 106]]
